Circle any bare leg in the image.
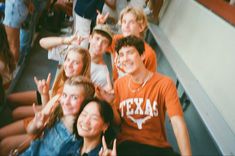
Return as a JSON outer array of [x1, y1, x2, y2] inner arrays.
[[4, 25, 20, 63], [0, 120, 26, 141], [0, 134, 29, 156], [7, 90, 37, 109], [12, 105, 42, 121]]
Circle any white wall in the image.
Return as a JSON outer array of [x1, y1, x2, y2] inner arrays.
[[160, 0, 235, 133]]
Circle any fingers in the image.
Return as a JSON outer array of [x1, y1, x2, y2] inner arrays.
[[112, 139, 117, 154], [96, 10, 109, 24], [46, 73, 51, 86], [32, 103, 37, 114], [103, 12, 110, 22], [98, 147, 103, 156], [34, 76, 39, 85], [102, 135, 108, 150], [97, 9, 101, 15]]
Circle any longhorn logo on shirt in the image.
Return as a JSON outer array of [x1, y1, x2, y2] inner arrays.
[[119, 98, 158, 129]]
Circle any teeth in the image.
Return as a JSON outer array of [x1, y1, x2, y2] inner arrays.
[[81, 125, 89, 131]]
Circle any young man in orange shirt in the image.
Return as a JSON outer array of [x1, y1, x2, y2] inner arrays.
[[101, 35, 191, 156], [97, 6, 157, 81]]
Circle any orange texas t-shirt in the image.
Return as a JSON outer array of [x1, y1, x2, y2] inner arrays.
[[109, 34, 157, 81], [113, 72, 183, 148]]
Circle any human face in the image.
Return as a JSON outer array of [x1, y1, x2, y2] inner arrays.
[[77, 102, 108, 139], [64, 51, 83, 78], [118, 46, 143, 74], [121, 12, 144, 37], [60, 84, 85, 116], [89, 33, 110, 59]]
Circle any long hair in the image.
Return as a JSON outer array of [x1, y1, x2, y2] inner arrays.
[[0, 23, 16, 73], [47, 76, 95, 128], [73, 97, 116, 148], [51, 46, 91, 97]]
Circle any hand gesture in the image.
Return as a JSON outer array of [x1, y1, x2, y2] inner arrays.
[[96, 10, 109, 24], [64, 32, 89, 45], [32, 103, 46, 130], [99, 136, 117, 156], [34, 73, 51, 96], [96, 73, 114, 103]]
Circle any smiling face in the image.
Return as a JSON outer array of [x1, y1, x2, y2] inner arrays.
[[121, 12, 144, 37], [89, 33, 110, 60], [77, 101, 108, 139], [118, 46, 144, 75], [63, 50, 84, 78], [60, 84, 85, 116]]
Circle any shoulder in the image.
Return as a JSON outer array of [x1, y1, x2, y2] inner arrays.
[[144, 42, 156, 57], [114, 75, 130, 87], [151, 73, 174, 86]]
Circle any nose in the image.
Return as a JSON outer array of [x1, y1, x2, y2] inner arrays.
[[84, 116, 91, 124], [120, 53, 128, 63], [124, 21, 130, 29], [68, 60, 73, 68], [97, 39, 102, 47], [63, 96, 70, 105]]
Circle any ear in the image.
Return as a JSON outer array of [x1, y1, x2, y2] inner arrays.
[[139, 23, 146, 33], [102, 123, 109, 133]]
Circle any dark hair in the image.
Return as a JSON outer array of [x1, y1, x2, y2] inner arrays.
[[74, 97, 116, 147], [92, 30, 112, 46], [0, 23, 16, 73], [115, 35, 145, 55]]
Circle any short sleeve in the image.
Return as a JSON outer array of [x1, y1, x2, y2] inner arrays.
[[48, 45, 69, 64]]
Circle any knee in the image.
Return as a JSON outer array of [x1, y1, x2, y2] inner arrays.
[[7, 94, 20, 109], [0, 139, 13, 156], [12, 108, 25, 121]]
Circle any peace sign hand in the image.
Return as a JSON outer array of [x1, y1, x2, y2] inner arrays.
[[99, 136, 117, 156], [96, 10, 109, 24], [34, 73, 51, 96]]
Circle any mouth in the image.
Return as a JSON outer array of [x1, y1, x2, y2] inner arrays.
[[80, 124, 90, 131]]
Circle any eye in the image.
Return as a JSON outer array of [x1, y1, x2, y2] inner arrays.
[[75, 61, 80, 65], [80, 112, 87, 117], [62, 93, 67, 98], [72, 95, 78, 100], [91, 116, 99, 121], [119, 52, 124, 58]]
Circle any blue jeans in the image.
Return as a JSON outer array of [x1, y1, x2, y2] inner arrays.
[[19, 0, 47, 59]]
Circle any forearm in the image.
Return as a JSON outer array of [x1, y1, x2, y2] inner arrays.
[[39, 36, 70, 50], [41, 93, 50, 106], [26, 119, 41, 134], [171, 116, 192, 156]]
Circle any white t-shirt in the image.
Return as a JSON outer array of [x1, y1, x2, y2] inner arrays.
[[91, 62, 109, 89], [48, 44, 69, 64]]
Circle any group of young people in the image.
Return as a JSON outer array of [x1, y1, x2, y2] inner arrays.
[[0, 5, 192, 156]]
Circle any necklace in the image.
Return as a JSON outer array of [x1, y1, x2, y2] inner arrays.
[[128, 72, 153, 93]]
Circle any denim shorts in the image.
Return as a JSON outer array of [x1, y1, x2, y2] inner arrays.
[[3, 0, 28, 28]]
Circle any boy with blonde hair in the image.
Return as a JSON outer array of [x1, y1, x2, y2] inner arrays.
[[97, 6, 157, 81]]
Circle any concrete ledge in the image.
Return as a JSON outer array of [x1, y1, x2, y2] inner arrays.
[[148, 23, 235, 155]]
